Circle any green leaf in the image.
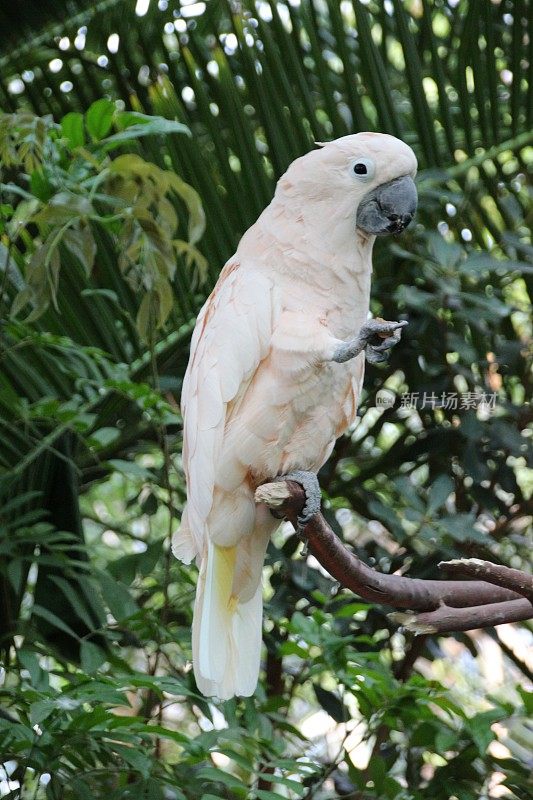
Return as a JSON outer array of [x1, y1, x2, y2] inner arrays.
[[368, 756, 386, 792], [7, 197, 41, 236], [48, 574, 96, 630], [367, 499, 405, 540], [196, 767, 245, 790], [62, 223, 96, 275], [459, 253, 533, 275], [31, 603, 81, 641], [114, 111, 156, 129], [438, 514, 490, 543], [61, 112, 85, 148], [107, 458, 154, 479], [517, 688, 533, 715], [279, 641, 308, 659], [167, 172, 205, 245], [139, 779, 167, 800], [98, 571, 138, 620], [88, 426, 120, 447], [256, 774, 307, 794], [86, 99, 115, 141], [313, 685, 347, 723], [138, 540, 163, 576], [101, 117, 190, 149], [35, 192, 92, 224], [30, 169, 54, 202], [136, 292, 155, 341], [334, 602, 371, 619], [70, 778, 96, 800], [140, 492, 158, 515], [80, 640, 106, 673], [466, 709, 503, 754], [18, 649, 49, 691], [30, 698, 57, 725], [112, 744, 152, 777], [427, 475, 454, 514], [7, 558, 23, 592]]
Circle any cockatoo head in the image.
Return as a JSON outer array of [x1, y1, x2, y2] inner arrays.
[[280, 132, 418, 237]]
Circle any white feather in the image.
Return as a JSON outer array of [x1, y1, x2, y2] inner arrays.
[[171, 509, 197, 565], [177, 133, 418, 699]]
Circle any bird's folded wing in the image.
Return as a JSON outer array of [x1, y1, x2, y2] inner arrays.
[[180, 261, 274, 559]]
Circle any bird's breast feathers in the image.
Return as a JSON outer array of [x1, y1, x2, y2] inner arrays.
[[181, 261, 365, 524]]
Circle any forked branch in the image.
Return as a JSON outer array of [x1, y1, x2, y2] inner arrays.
[[255, 480, 533, 634]]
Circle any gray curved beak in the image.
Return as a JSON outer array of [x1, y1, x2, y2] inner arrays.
[[356, 175, 417, 236]]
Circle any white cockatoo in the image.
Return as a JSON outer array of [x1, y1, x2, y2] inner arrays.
[[173, 133, 418, 699]]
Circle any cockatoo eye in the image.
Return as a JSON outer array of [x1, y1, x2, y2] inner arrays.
[[352, 158, 375, 182]]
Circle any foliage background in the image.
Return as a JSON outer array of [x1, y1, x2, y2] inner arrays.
[[0, 1, 531, 798]]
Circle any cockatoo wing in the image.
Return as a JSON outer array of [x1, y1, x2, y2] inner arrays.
[[174, 260, 274, 560], [172, 259, 275, 698]]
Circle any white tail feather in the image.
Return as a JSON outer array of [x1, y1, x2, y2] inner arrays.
[[192, 540, 262, 699]]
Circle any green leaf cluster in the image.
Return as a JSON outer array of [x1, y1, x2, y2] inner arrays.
[[1, 102, 205, 335]]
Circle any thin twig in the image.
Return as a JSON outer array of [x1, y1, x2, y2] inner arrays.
[[301, 727, 352, 800], [492, 629, 533, 682]]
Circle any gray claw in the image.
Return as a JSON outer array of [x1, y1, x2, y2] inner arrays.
[[364, 319, 407, 365], [371, 334, 401, 352], [365, 348, 388, 364], [362, 318, 407, 339], [276, 470, 321, 528], [332, 319, 407, 365]]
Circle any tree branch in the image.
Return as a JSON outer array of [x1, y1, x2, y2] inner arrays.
[[389, 598, 533, 634], [439, 558, 533, 601], [255, 480, 533, 633]]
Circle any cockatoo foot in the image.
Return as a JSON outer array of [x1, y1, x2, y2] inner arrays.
[[333, 318, 408, 365], [276, 470, 321, 528]]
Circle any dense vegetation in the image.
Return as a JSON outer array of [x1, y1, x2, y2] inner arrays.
[[0, 2, 531, 798]]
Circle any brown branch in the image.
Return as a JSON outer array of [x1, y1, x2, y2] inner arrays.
[[389, 598, 533, 634], [256, 481, 520, 609], [439, 558, 533, 601], [255, 480, 533, 633], [257, 638, 286, 792], [392, 634, 428, 681]]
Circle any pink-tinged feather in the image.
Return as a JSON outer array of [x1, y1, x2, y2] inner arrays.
[[175, 133, 418, 698]]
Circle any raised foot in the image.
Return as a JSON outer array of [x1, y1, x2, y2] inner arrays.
[[276, 470, 321, 528], [333, 318, 408, 365], [362, 318, 408, 364]]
